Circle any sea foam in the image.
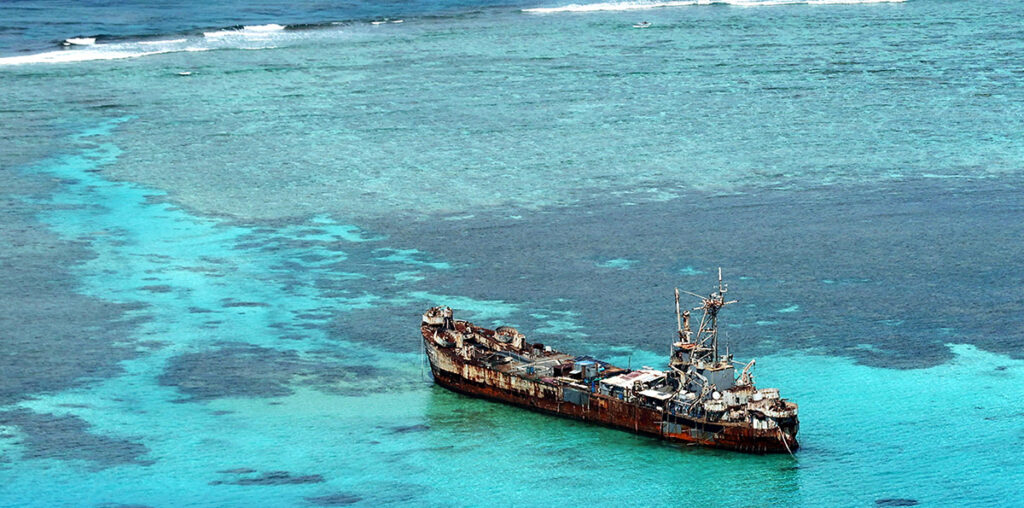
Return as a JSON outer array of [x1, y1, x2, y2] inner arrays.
[[203, 23, 286, 39], [62, 37, 96, 46], [0, 39, 208, 66], [0, 25, 291, 66], [0, 20, 393, 66]]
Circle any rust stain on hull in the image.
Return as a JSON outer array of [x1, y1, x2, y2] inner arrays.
[[421, 273, 800, 455], [429, 359, 798, 454]]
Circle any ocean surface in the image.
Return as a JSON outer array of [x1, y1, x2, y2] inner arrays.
[[1, 0, 1022, 506]]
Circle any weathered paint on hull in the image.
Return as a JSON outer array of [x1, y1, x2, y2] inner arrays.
[[427, 346, 799, 454]]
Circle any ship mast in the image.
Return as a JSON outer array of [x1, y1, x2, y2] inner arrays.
[[674, 288, 693, 342], [674, 288, 683, 340], [689, 268, 736, 365]]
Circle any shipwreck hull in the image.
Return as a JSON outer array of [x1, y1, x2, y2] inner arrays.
[[426, 338, 798, 454]]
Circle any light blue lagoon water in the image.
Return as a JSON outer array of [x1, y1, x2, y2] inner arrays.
[[1, 0, 1023, 506]]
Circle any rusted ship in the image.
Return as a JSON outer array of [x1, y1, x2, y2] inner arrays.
[[421, 270, 799, 454]]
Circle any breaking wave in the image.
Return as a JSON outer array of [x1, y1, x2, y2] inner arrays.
[[203, 23, 286, 39], [524, 0, 904, 13], [0, 41, 210, 66], [1, 23, 327, 66], [62, 37, 97, 46], [0, 16, 427, 66]]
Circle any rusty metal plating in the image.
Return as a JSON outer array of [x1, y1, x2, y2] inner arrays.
[[421, 272, 799, 454]]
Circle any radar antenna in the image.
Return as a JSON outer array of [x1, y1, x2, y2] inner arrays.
[[690, 267, 737, 364]]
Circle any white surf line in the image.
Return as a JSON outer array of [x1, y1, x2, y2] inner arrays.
[[1, 23, 289, 66]]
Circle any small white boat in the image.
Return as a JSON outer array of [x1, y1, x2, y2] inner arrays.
[[633, 21, 652, 29], [177, 71, 192, 76]]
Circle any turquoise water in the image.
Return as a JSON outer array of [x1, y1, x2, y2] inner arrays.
[[1, 0, 1023, 506]]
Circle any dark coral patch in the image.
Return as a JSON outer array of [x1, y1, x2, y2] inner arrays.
[[158, 343, 395, 401], [211, 470, 325, 486], [876, 499, 919, 507], [221, 300, 270, 308], [217, 467, 257, 474], [0, 188, 143, 406], [306, 493, 363, 506], [0, 409, 150, 468], [391, 424, 429, 434], [159, 344, 306, 401]]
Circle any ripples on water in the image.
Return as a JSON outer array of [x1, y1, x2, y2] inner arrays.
[[1, 0, 1022, 506]]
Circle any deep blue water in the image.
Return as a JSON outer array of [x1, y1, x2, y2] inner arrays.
[[1, 0, 1023, 506]]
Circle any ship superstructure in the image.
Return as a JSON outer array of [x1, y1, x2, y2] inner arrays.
[[420, 271, 799, 453]]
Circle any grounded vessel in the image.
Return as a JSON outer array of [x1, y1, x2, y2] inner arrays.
[[420, 270, 799, 454]]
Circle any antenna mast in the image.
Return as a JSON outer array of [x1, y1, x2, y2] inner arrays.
[[675, 288, 683, 339], [691, 267, 737, 365]]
